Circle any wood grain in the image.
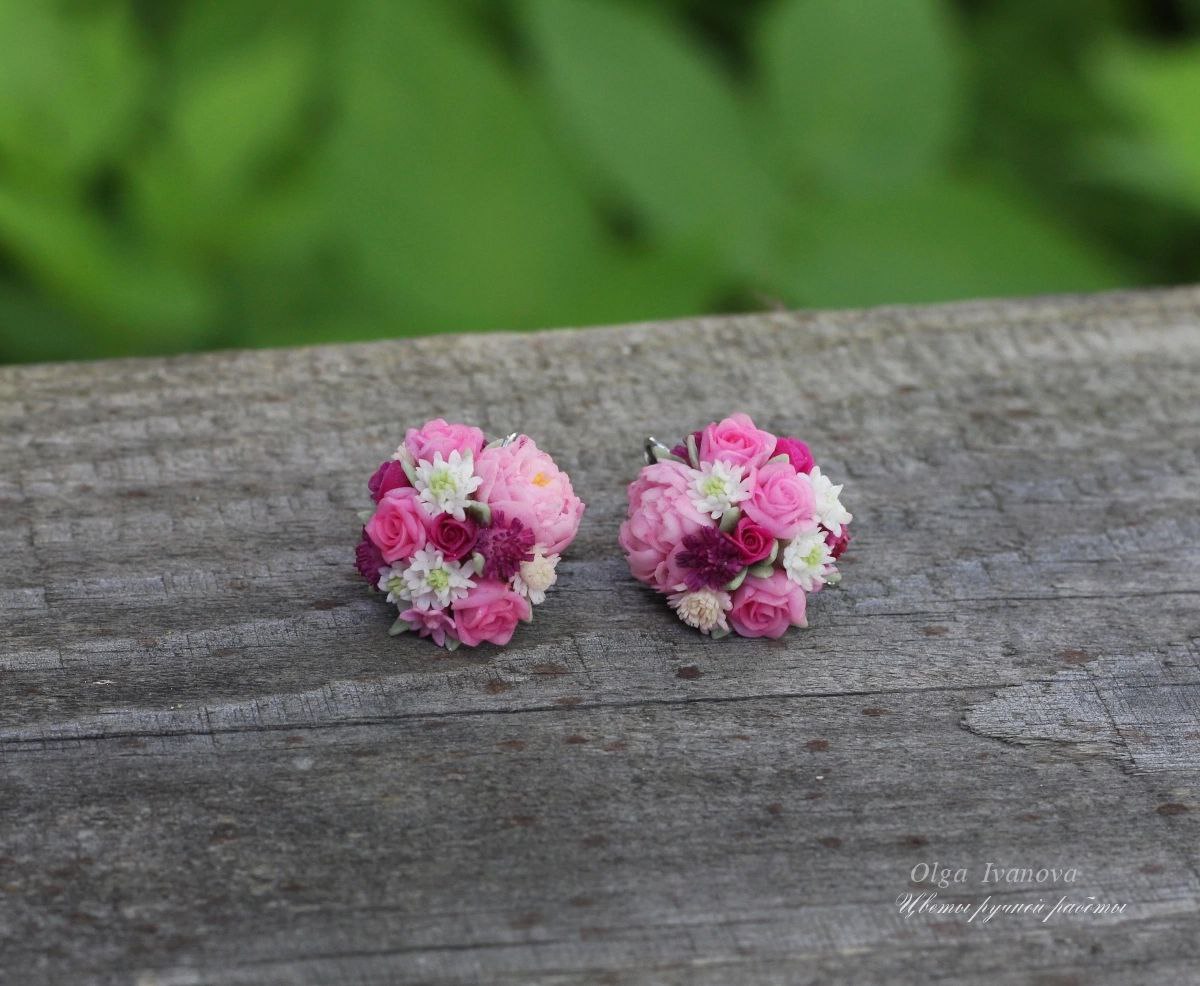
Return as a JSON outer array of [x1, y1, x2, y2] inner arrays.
[[1, 287, 1198, 984]]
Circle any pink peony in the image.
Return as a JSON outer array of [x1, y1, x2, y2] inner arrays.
[[729, 571, 807, 638], [619, 460, 708, 591], [400, 606, 458, 648], [427, 513, 478, 561], [404, 418, 485, 465], [365, 487, 428, 563], [452, 580, 531, 647], [474, 436, 584, 555], [699, 413, 776, 470], [368, 459, 410, 502], [726, 515, 774, 565], [742, 462, 816, 539], [773, 437, 814, 474]]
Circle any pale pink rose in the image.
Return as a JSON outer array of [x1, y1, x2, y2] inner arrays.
[[699, 413, 776, 470], [404, 418, 485, 464], [619, 460, 708, 591], [400, 607, 457, 648], [365, 487, 428, 563], [474, 436, 584, 555], [452, 580, 531, 647], [729, 571, 807, 638], [741, 462, 816, 539]]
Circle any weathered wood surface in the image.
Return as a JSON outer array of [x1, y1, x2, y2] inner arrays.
[[1, 287, 1199, 985]]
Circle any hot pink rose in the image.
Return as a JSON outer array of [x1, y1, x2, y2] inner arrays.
[[742, 462, 816, 539], [729, 571, 807, 638], [619, 460, 708, 591], [404, 418, 485, 464], [699, 413, 776, 470], [428, 513, 478, 561], [365, 487, 428, 563], [452, 580, 531, 647], [773, 437, 814, 474], [368, 459, 410, 502], [726, 516, 774, 565], [474, 436, 584, 555]]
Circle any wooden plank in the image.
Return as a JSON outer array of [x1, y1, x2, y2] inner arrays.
[[1, 287, 1199, 984]]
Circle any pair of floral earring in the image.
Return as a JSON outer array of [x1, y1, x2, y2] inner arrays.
[[355, 415, 852, 650]]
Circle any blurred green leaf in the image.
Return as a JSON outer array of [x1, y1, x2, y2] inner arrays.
[[522, 0, 784, 272], [329, 0, 616, 334], [0, 186, 212, 346], [1092, 41, 1200, 212], [0, 0, 145, 186], [132, 35, 313, 251], [771, 179, 1126, 307], [757, 0, 962, 190], [0, 280, 96, 362]]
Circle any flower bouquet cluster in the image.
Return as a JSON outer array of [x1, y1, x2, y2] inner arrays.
[[356, 419, 584, 649], [619, 414, 852, 639]]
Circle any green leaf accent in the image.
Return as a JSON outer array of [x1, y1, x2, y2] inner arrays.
[[748, 562, 775, 579], [388, 617, 410, 637], [723, 569, 748, 592], [719, 508, 742, 533], [466, 501, 493, 527]]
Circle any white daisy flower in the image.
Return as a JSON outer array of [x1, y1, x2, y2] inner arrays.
[[667, 586, 731, 635], [809, 466, 852, 536], [412, 450, 482, 520], [689, 460, 752, 519], [376, 564, 409, 606], [782, 530, 836, 591], [400, 548, 475, 611], [512, 547, 559, 605]]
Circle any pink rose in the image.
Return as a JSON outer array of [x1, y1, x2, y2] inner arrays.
[[404, 418, 485, 464], [474, 436, 584, 555], [773, 437, 814, 474], [742, 462, 816, 539], [726, 516, 774, 565], [699, 413, 776, 470], [619, 460, 708, 591], [452, 580, 531, 647], [368, 459, 410, 502], [729, 571, 807, 638], [365, 487, 428, 563], [428, 513, 478, 561]]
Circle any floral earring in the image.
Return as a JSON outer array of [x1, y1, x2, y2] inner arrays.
[[356, 419, 585, 650], [619, 414, 851, 639]]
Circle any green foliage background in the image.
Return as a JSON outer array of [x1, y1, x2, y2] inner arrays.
[[1, 0, 1198, 363]]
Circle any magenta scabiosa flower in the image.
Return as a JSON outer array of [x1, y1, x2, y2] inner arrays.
[[355, 528, 386, 583], [676, 526, 744, 591], [475, 512, 536, 581]]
